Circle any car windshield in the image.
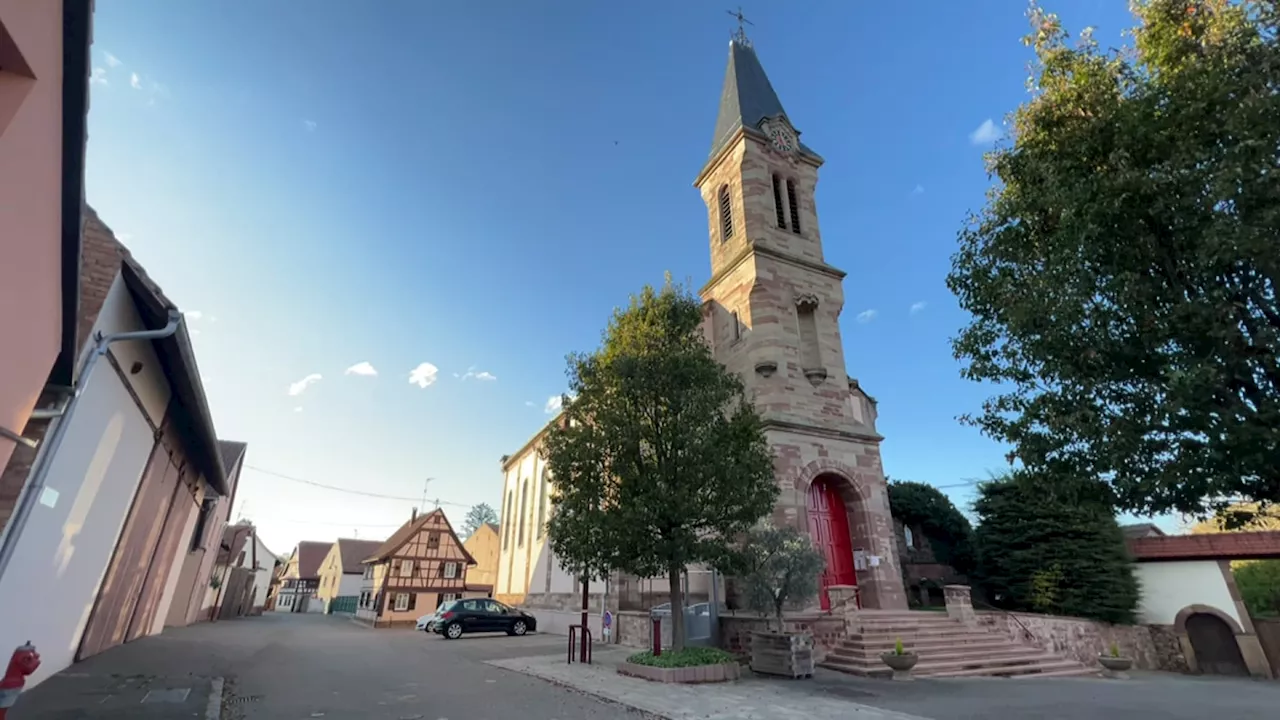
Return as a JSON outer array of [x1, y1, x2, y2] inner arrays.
[[438, 601, 460, 613]]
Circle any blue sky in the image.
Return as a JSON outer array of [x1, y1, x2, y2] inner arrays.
[[84, 0, 1161, 555]]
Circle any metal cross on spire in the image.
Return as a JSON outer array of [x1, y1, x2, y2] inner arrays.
[[727, 7, 753, 46]]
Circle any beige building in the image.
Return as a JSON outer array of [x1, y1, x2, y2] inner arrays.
[[316, 538, 382, 610], [496, 30, 907, 623], [462, 522, 500, 594]]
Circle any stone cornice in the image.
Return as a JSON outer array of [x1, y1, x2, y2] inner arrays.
[[701, 240, 847, 297], [762, 418, 883, 445]]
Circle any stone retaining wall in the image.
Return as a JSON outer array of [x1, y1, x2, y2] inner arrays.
[[975, 609, 1188, 671]]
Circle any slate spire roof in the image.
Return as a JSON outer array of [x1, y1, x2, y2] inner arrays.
[[706, 35, 818, 165]]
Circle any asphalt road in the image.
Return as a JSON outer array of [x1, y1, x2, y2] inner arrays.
[[28, 611, 640, 720]]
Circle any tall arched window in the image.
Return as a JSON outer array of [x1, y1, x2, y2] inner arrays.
[[718, 184, 733, 242], [786, 179, 801, 234], [502, 490, 513, 549], [536, 469, 549, 539], [517, 479, 528, 547], [772, 174, 786, 229]]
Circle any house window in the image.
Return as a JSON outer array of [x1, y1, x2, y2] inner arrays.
[[394, 593, 411, 612], [718, 184, 733, 241], [389, 559, 399, 575], [772, 174, 786, 228], [786, 179, 801, 234], [363, 565, 373, 579], [518, 480, 528, 547], [437, 593, 460, 608], [190, 498, 215, 551], [399, 559, 414, 577], [443, 562, 458, 579], [427, 532, 440, 550]]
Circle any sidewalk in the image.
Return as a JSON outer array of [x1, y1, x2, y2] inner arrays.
[[11, 671, 221, 719], [484, 647, 931, 720]]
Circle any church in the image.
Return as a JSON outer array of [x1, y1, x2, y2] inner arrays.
[[494, 29, 907, 627]]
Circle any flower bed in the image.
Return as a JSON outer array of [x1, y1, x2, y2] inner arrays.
[[618, 648, 742, 684]]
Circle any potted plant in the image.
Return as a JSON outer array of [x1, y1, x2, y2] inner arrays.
[[881, 638, 919, 681], [739, 524, 826, 678], [1098, 642, 1133, 678]]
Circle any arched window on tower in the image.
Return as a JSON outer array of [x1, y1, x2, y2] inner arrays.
[[786, 179, 802, 234], [718, 184, 733, 242], [536, 469, 549, 539], [772, 174, 786, 229]]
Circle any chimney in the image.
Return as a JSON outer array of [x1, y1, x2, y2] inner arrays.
[[411, 507, 418, 522]]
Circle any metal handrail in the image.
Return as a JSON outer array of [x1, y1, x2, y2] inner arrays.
[[970, 597, 1037, 643], [568, 625, 593, 664]]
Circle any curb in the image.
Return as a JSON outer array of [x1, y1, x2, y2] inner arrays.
[[205, 677, 224, 720]]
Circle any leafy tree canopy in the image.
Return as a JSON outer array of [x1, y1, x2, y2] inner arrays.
[[739, 524, 826, 632], [543, 278, 778, 649], [1188, 503, 1280, 617], [461, 503, 499, 540], [947, 0, 1280, 520], [973, 471, 1139, 624], [887, 480, 976, 574]]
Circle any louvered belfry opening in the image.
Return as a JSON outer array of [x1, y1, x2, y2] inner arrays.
[[772, 174, 786, 228], [786, 179, 801, 234], [719, 184, 733, 241]]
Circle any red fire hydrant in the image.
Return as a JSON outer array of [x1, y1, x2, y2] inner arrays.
[[0, 642, 41, 718]]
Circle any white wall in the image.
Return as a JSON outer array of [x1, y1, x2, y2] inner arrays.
[[497, 442, 557, 597], [337, 573, 364, 597], [1136, 560, 1241, 626], [249, 536, 274, 609], [0, 370, 156, 687]]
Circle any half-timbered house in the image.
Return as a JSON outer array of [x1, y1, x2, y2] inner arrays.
[[357, 508, 484, 628]]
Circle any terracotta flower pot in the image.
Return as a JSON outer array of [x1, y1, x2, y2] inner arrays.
[[881, 652, 919, 681]]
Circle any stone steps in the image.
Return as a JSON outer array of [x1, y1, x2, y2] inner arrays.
[[819, 610, 1095, 679]]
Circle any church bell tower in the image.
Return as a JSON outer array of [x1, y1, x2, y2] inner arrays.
[[696, 28, 906, 610]]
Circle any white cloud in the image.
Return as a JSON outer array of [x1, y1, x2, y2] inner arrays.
[[130, 72, 142, 90], [104, 52, 123, 68], [856, 309, 878, 324], [304, 119, 317, 131], [544, 395, 563, 414], [345, 361, 378, 377], [911, 184, 924, 195], [408, 362, 439, 389], [293, 406, 303, 413], [288, 373, 323, 396], [90, 68, 108, 85], [525, 401, 535, 407], [969, 118, 1001, 146], [209, 316, 218, 323], [910, 301, 927, 315], [459, 366, 497, 382], [185, 310, 203, 321]]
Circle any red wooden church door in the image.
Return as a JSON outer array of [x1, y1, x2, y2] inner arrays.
[[806, 476, 857, 610]]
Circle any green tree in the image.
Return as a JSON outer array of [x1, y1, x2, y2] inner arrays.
[[947, 0, 1280, 520], [887, 480, 975, 575], [739, 524, 827, 632], [461, 502, 499, 540], [973, 471, 1139, 623], [543, 279, 778, 650]]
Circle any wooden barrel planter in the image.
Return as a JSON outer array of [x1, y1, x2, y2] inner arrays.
[[750, 632, 815, 679]]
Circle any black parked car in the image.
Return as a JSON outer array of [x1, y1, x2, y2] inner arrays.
[[432, 598, 537, 639]]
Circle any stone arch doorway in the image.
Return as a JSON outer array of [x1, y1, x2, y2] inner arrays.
[[1185, 612, 1249, 676], [806, 474, 857, 609]]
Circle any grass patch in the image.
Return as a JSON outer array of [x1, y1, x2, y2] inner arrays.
[[625, 647, 737, 668]]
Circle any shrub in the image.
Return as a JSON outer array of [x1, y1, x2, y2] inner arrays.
[[625, 647, 737, 668]]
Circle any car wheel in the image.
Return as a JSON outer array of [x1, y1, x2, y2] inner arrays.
[[444, 622, 463, 640], [511, 620, 527, 636]]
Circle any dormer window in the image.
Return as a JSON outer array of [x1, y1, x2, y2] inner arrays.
[[718, 184, 733, 242]]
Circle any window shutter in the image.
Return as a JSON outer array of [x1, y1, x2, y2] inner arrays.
[[408, 593, 417, 611], [437, 562, 445, 577]]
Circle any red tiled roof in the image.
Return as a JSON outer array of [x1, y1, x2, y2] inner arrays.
[[336, 539, 383, 574], [294, 541, 331, 579], [365, 509, 476, 566], [1127, 531, 1280, 561]]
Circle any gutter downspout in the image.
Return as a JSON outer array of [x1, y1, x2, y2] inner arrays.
[[0, 312, 184, 585]]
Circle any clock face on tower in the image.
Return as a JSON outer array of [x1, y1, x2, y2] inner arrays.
[[764, 120, 796, 153]]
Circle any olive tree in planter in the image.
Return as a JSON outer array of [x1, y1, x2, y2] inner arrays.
[[740, 524, 826, 678]]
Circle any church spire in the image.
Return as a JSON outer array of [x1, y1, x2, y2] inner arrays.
[[707, 33, 792, 161]]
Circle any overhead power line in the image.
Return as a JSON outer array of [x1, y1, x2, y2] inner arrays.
[[242, 464, 472, 508]]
